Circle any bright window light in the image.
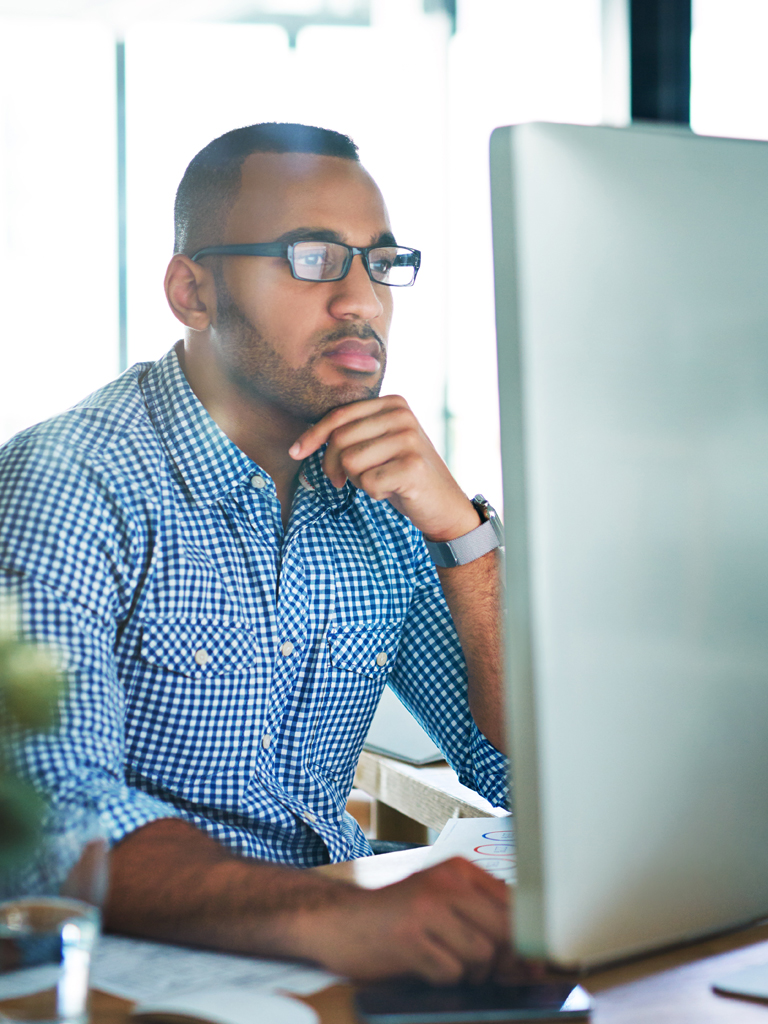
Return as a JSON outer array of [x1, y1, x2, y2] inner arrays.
[[124, 21, 293, 368], [691, 0, 768, 141], [0, 18, 117, 443], [447, 0, 602, 507]]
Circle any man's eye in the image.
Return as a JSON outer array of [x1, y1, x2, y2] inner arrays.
[[295, 248, 328, 268], [370, 257, 393, 274]]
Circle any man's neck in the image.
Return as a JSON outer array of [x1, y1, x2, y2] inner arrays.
[[176, 341, 305, 527]]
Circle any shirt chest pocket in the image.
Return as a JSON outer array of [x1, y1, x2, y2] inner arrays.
[[140, 619, 259, 678], [126, 619, 262, 788], [308, 621, 402, 779]]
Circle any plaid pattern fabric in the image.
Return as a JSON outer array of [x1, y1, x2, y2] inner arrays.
[[0, 348, 508, 866]]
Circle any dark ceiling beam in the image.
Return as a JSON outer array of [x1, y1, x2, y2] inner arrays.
[[630, 0, 691, 124]]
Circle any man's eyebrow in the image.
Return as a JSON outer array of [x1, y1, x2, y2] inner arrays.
[[271, 227, 399, 247], [272, 227, 346, 245]]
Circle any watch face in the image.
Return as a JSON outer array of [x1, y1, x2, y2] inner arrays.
[[473, 494, 504, 546], [472, 494, 492, 521]]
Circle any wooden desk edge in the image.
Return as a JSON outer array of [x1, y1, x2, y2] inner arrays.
[[353, 750, 504, 833]]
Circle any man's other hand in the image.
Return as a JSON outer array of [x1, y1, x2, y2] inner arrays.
[[298, 856, 512, 984], [289, 396, 480, 543]]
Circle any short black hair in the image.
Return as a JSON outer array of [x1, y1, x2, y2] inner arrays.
[[173, 122, 360, 256]]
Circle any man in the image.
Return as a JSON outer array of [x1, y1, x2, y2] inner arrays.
[[0, 123, 509, 981]]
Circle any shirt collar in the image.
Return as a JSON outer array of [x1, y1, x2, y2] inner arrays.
[[140, 346, 356, 513], [298, 444, 357, 513], [139, 347, 256, 506]]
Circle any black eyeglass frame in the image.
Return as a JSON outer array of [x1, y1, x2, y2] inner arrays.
[[190, 241, 421, 287]]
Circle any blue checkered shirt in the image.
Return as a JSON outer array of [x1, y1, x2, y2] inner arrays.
[[0, 348, 508, 865]]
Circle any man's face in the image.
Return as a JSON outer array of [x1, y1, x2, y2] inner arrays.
[[206, 151, 395, 424]]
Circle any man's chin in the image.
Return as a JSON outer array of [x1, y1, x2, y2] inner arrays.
[[306, 378, 383, 423]]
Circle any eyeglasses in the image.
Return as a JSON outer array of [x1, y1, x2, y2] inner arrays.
[[190, 240, 421, 287]]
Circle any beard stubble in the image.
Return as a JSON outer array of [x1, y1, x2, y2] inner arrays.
[[213, 275, 386, 424]]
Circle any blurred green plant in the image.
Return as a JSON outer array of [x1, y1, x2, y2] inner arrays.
[[0, 596, 64, 869]]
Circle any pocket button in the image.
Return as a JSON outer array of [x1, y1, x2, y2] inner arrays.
[[375, 651, 388, 667], [194, 649, 210, 667]]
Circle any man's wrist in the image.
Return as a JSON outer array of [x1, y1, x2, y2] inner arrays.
[[421, 503, 482, 545], [423, 495, 504, 569]]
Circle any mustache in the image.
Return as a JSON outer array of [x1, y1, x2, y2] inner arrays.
[[318, 322, 385, 352]]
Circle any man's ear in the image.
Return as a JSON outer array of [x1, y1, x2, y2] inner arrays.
[[164, 254, 214, 330]]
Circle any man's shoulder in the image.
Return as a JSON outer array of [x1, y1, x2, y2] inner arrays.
[[0, 363, 172, 528], [1, 363, 161, 472]]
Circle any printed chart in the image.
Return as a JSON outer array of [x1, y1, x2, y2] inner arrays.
[[425, 816, 516, 883]]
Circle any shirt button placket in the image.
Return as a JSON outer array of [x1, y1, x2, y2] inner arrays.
[[264, 640, 295, 768]]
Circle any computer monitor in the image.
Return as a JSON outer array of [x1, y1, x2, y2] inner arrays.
[[490, 122, 768, 969]]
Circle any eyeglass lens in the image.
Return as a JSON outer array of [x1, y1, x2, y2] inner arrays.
[[290, 241, 417, 286]]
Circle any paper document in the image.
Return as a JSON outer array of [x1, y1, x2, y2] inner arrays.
[[424, 816, 515, 883], [91, 934, 338, 1003], [131, 986, 318, 1024]]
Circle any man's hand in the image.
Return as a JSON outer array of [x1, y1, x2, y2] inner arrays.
[[289, 396, 480, 543], [107, 820, 512, 984], [300, 857, 512, 983]]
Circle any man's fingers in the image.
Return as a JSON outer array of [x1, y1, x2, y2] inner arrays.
[[394, 859, 511, 982], [321, 406, 416, 485], [324, 430, 414, 490], [398, 931, 465, 985], [402, 916, 492, 985], [288, 395, 409, 460], [429, 912, 497, 975], [441, 861, 511, 944]]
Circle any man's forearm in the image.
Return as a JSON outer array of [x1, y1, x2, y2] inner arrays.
[[106, 817, 512, 984], [105, 818, 352, 960], [437, 548, 506, 753]]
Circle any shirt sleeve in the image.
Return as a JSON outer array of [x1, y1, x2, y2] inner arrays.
[[0, 429, 181, 845], [387, 540, 510, 810]]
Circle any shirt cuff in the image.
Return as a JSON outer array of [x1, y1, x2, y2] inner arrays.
[[455, 722, 510, 810], [50, 777, 182, 847]]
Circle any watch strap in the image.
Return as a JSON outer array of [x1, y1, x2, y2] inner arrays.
[[424, 518, 501, 569]]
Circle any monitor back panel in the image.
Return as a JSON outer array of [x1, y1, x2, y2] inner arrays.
[[491, 122, 768, 968]]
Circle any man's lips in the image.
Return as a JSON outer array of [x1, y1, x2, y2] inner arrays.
[[323, 337, 382, 374]]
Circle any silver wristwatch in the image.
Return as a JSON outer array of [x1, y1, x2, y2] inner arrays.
[[424, 494, 504, 568]]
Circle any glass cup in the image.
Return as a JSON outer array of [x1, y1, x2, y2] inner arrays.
[[0, 807, 108, 1024]]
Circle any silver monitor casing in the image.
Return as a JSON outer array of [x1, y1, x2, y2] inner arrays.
[[490, 122, 768, 968]]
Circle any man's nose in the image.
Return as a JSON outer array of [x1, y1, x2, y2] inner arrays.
[[327, 253, 385, 321]]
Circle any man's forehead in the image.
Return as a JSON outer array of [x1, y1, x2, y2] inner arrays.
[[225, 150, 390, 244]]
